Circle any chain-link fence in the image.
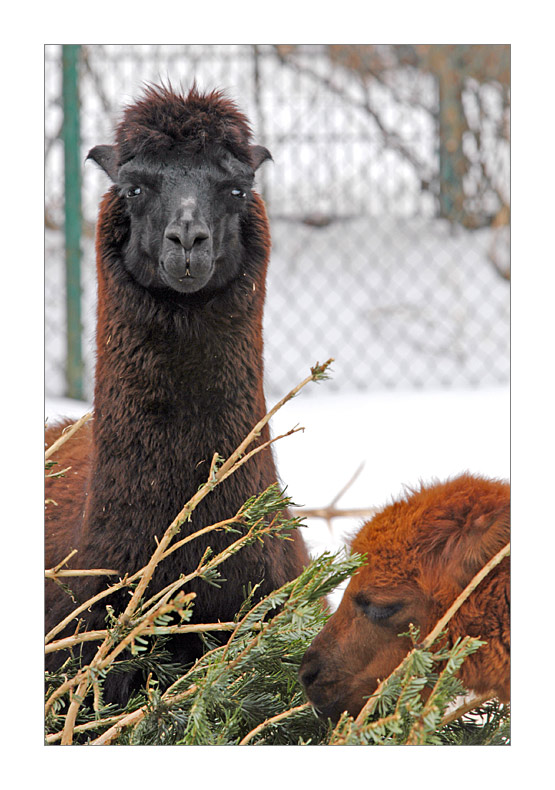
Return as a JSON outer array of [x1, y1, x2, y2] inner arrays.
[[45, 44, 510, 401]]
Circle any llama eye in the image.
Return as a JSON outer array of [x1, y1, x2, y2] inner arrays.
[[126, 186, 142, 198], [231, 188, 246, 198]]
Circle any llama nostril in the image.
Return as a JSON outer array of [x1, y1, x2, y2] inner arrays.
[[165, 231, 182, 246], [165, 224, 209, 251]]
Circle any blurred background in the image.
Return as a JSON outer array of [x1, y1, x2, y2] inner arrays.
[[44, 45, 510, 574]]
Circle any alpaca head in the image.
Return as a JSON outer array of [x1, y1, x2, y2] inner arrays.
[[299, 475, 510, 722], [87, 84, 272, 295]]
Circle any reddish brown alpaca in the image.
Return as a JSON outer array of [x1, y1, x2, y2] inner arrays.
[[45, 85, 308, 701], [299, 474, 509, 722]]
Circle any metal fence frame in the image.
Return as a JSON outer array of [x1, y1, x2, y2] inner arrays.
[[46, 44, 510, 401]]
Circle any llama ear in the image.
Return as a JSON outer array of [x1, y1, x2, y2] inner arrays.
[[87, 144, 119, 182], [250, 145, 272, 171]]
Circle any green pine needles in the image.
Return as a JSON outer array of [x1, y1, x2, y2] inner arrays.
[[45, 361, 510, 745]]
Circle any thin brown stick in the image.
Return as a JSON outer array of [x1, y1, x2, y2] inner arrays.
[[46, 361, 334, 743], [46, 479, 297, 724], [45, 620, 262, 655], [90, 684, 201, 746], [238, 702, 312, 745], [45, 574, 132, 645], [88, 707, 149, 746], [45, 713, 127, 744], [330, 462, 366, 509], [440, 691, 495, 728], [291, 462, 374, 530], [45, 568, 120, 580], [45, 411, 93, 460], [61, 675, 90, 744], [59, 596, 192, 745], [216, 426, 304, 486], [50, 549, 78, 574], [45, 630, 108, 654], [46, 363, 331, 645], [419, 541, 510, 651], [291, 506, 378, 521], [214, 359, 333, 485]]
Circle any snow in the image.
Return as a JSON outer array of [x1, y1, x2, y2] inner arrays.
[[45, 383, 509, 608]]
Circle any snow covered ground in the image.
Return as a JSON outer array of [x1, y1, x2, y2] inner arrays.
[[45, 383, 509, 608]]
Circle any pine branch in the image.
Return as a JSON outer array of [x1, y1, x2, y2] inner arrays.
[[329, 541, 510, 744], [83, 551, 360, 745], [238, 702, 312, 745], [45, 361, 334, 744]]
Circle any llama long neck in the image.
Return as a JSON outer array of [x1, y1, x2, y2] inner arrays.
[[81, 192, 276, 573]]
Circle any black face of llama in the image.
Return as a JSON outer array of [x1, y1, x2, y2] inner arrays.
[[88, 86, 271, 295]]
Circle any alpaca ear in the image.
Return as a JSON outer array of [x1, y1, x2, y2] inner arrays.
[[87, 144, 119, 182], [440, 501, 510, 587], [250, 145, 272, 171]]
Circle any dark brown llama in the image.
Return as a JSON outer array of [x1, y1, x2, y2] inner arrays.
[[299, 474, 510, 722], [45, 84, 308, 701]]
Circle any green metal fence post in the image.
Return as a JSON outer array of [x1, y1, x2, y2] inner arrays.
[[62, 44, 84, 400], [437, 48, 466, 225]]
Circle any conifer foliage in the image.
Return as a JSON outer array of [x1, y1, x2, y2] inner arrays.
[[45, 362, 510, 746]]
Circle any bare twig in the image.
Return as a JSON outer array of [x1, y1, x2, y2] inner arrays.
[[58, 595, 195, 744], [50, 549, 78, 574], [292, 506, 378, 522], [45, 568, 120, 580], [88, 707, 151, 746], [46, 361, 334, 744], [440, 691, 495, 728], [272, 48, 432, 187], [44, 412, 93, 461], [419, 541, 510, 651], [45, 620, 264, 655], [329, 462, 366, 509], [216, 426, 305, 486], [291, 462, 376, 530], [238, 702, 312, 745], [46, 713, 129, 744]]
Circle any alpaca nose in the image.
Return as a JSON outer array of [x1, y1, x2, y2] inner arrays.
[[298, 651, 322, 691]]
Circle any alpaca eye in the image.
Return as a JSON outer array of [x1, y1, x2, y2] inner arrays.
[[365, 602, 403, 623], [126, 186, 142, 198], [354, 594, 403, 623], [231, 188, 246, 198]]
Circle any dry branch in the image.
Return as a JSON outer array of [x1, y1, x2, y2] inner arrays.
[[292, 506, 378, 521], [238, 702, 312, 745], [291, 462, 377, 527], [45, 568, 120, 580], [45, 411, 93, 461], [440, 690, 495, 728], [45, 360, 334, 745]]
